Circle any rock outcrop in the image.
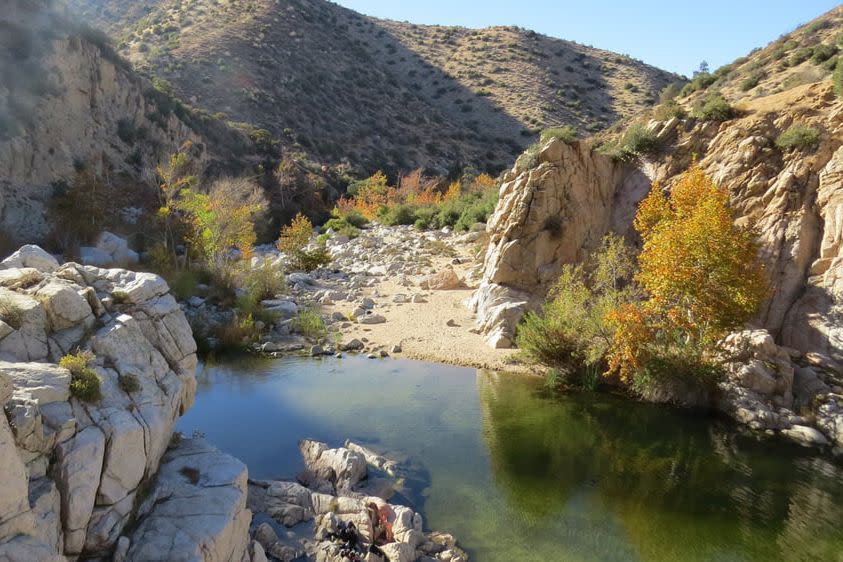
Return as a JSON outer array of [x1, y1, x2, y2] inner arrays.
[[469, 138, 650, 347], [247, 439, 467, 562], [0, 246, 198, 559], [472, 82, 843, 364], [718, 329, 843, 451], [125, 438, 252, 562], [0, 0, 252, 243]]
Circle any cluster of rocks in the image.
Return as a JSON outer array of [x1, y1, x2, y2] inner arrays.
[[0, 245, 204, 559], [718, 330, 843, 453], [247, 439, 468, 562], [210, 225, 481, 357]]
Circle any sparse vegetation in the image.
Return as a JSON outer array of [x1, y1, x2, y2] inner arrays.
[[291, 308, 327, 339], [693, 93, 733, 122], [775, 125, 820, 151], [61, 350, 102, 403], [0, 297, 24, 330], [119, 373, 141, 394]]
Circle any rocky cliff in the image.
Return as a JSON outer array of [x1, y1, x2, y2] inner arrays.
[[0, 0, 254, 243], [473, 81, 843, 365], [0, 245, 210, 559]]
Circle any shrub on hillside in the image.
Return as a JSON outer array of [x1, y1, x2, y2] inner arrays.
[[693, 93, 733, 122], [834, 58, 843, 97], [775, 125, 820, 151], [540, 125, 577, 144], [60, 350, 102, 403], [811, 43, 838, 64], [653, 99, 686, 121]]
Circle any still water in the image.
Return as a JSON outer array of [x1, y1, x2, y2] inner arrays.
[[177, 355, 843, 562]]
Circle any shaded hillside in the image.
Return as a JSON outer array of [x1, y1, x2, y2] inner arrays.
[[65, 0, 678, 174], [0, 0, 261, 243]]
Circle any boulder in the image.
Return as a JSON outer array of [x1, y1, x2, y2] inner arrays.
[[0, 245, 59, 273], [421, 269, 462, 290], [79, 247, 114, 268], [126, 439, 251, 562]]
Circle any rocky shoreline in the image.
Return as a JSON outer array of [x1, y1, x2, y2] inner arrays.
[[0, 245, 470, 561]]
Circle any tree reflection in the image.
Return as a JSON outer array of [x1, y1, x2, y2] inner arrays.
[[477, 370, 843, 560]]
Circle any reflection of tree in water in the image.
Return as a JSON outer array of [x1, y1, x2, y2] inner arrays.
[[477, 370, 843, 560]]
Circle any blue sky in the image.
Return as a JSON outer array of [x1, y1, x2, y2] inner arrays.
[[334, 0, 841, 76]]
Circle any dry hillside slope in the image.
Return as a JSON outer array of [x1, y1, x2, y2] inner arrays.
[[65, 0, 678, 174]]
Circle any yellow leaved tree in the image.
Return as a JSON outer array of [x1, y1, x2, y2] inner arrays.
[[607, 164, 768, 385]]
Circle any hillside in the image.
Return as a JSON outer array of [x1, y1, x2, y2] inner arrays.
[[679, 5, 843, 106], [0, 0, 263, 245], [65, 0, 678, 174]]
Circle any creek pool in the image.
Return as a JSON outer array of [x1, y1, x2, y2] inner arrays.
[[177, 355, 843, 562]]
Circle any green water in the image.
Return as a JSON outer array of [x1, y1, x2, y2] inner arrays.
[[177, 356, 843, 562]]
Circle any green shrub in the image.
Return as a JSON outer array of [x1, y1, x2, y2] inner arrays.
[[242, 259, 286, 303], [291, 308, 326, 339], [679, 73, 716, 96], [740, 71, 764, 91], [60, 351, 102, 403], [693, 93, 733, 122], [516, 235, 638, 383], [292, 246, 331, 272], [380, 203, 419, 226], [0, 297, 23, 330], [811, 44, 838, 64], [321, 218, 361, 239], [119, 373, 141, 394], [630, 338, 723, 408], [539, 125, 577, 144], [834, 58, 843, 97], [775, 124, 821, 151], [622, 123, 663, 155], [653, 99, 686, 120]]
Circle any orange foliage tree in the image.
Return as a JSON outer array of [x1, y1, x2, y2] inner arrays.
[[607, 164, 768, 382]]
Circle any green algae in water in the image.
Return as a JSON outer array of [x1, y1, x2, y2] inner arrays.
[[177, 356, 843, 561]]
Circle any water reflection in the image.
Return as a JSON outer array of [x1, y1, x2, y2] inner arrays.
[[180, 357, 843, 562], [478, 370, 843, 561]]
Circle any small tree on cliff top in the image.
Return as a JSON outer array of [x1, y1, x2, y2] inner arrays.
[[608, 164, 768, 382]]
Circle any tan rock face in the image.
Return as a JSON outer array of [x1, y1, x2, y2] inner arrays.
[[473, 82, 843, 363], [470, 138, 649, 346]]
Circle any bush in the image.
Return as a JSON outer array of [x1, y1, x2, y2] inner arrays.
[[621, 123, 663, 156], [60, 351, 102, 403], [516, 235, 638, 384], [811, 43, 838, 64], [380, 203, 419, 226], [278, 213, 332, 272], [242, 259, 286, 303], [775, 125, 821, 151], [213, 314, 261, 354], [291, 308, 326, 339], [539, 125, 577, 144], [740, 71, 764, 91], [653, 99, 686, 121], [693, 93, 733, 122], [119, 373, 141, 394], [0, 297, 23, 330], [834, 58, 843, 97]]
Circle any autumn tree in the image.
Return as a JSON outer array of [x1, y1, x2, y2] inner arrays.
[[277, 213, 331, 272], [607, 164, 767, 386], [156, 142, 197, 264], [175, 177, 267, 275]]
